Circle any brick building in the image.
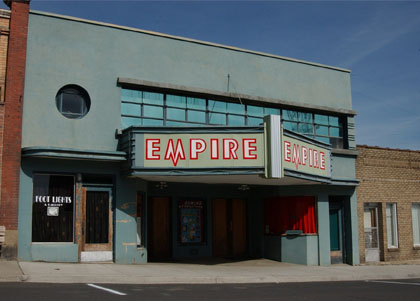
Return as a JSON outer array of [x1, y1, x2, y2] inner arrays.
[[357, 145, 420, 263], [0, 0, 29, 259], [0, 8, 10, 258]]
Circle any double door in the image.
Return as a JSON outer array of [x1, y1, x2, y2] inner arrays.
[[212, 199, 247, 258]]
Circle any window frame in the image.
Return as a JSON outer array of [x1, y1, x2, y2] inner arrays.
[[386, 203, 399, 248], [56, 85, 91, 119], [412, 203, 420, 247], [121, 88, 347, 148]]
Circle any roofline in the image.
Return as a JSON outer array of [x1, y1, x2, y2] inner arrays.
[[357, 145, 420, 153], [29, 10, 351, 74]]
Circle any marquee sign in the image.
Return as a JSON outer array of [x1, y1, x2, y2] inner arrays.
[[124, 118, 331, 180], [264, 115, 331, 180], [282, 135, 330, 178], [134, 132, 265, 169]]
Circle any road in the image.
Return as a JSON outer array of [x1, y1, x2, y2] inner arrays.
[[1, 279, 420, 300]]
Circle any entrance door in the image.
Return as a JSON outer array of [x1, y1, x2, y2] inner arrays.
[[212, 199, 247, 258], [80, 188, 113, 262], [329, 202, 345, 264], [148, 197, 171, 261], [364, 205, 380, 262]]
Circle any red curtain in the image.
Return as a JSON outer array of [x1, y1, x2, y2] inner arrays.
[[265, 196, 316, 235]]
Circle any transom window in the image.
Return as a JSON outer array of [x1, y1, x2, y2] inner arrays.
[[56, 85, 91, 119], [121, 88, 345, 148]]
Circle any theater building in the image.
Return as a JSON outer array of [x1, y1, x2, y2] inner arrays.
[[6, 2, 359, 265], [357, 145, 420, 263]]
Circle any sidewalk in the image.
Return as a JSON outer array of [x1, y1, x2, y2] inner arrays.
[[2, 259, 420, 284]]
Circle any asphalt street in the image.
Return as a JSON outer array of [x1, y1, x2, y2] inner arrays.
[[1, 279, 420, 300]]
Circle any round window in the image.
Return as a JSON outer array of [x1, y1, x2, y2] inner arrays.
[[55, 85, 91, 119]]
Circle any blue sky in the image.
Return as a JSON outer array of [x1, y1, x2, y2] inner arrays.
[[2, 1, 420, 149]]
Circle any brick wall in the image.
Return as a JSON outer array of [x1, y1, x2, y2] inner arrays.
[[0, 10, 10, 211], [356, 145, 420, 263], [0, 1, 29, 258]]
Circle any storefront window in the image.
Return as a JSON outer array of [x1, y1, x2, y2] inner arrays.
[[178, 200, 205, 244], [32, 174, 75, 242], [264, 196, 317, 235]]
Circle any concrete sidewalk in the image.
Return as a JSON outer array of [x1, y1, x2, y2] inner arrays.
[[2, 259, 420, 284]]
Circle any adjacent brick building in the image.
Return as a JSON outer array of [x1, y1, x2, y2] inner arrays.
[[0, 0, 30, 259], [357, 145, 420, 263], [0, 8, 10, 258]]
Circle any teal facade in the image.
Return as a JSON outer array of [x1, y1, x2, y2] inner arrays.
[[17, 11, 359, 265]]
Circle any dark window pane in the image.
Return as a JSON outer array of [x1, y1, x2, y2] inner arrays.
[[86, 191, 109, 244], [32, 174, 74, 242], [61, 93, 84, 114]]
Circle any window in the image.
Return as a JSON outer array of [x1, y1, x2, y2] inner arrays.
[[412, 203, 420, 246], [56, 85, 90, 119], [121, 88, 346, 148], [178, 199, 205, 244], [283, 109, 344, 148], [136, 192, 145, 248], [386, 203, 398, 248], [32, 174, 75, 242], [264, 196, 317, 235]]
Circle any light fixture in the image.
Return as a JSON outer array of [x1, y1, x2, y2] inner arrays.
[[238, 184, 250, 191], [156, 181, 168, 190]]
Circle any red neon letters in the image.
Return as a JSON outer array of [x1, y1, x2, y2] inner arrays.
[[283, 140, 326, 171]]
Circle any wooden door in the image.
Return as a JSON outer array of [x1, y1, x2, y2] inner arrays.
[[148, 197, 171, 260], [80, 188, 113, 262], [212, 199, 228, 257], [212, 198, 247, 258], [232, 199, 247, 257]]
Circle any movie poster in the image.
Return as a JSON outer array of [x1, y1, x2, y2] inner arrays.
[[179, 200, 204, 244]]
